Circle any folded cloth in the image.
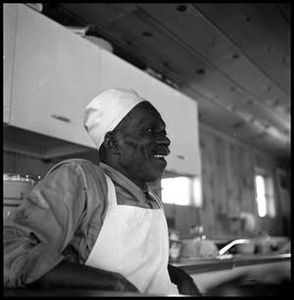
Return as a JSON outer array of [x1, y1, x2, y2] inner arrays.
[[181, 239, 218, 259]]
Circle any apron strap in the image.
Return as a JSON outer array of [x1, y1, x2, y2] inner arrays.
[[148, 190, 165, 212], [105, 174, 117, 206]]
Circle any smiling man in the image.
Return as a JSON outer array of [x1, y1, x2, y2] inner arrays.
[[4, 88, 202, 296]]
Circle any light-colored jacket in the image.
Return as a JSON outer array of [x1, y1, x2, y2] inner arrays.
[[4, 159, 159, 287]]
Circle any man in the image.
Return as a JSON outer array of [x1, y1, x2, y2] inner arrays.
[[4, 88, 202, 295]]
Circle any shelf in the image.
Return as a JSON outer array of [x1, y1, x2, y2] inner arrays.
[[4, 125, 98, 161]]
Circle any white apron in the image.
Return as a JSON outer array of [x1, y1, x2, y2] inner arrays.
[[85, 175, 178, 295]]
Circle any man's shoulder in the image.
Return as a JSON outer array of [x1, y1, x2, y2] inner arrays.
[[60, 158, 99, 168], [45, 158, 104, 177]]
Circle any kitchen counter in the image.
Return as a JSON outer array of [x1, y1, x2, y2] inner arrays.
[[4, 288, 139, 297], [170, 253, 290, 274], [4, 254, 290, 297], [4, 288, 185, 297], [171, 253, 291, 296]]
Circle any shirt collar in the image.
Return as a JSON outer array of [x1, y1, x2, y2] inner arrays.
[[99, 162, 148, 202]]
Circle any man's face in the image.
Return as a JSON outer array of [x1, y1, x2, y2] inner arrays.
[[114, 101, 170, 187]]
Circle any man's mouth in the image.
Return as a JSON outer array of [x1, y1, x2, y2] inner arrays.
[[153, 154, 167, 159], [151, 148, 170, 162], [149, 148, 170, 174]]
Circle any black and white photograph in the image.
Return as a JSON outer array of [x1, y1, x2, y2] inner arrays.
[[4, 3, 290, 297]]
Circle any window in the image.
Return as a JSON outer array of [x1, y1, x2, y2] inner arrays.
[[161, 176, 202, 207], [255, 175, 267, 217], [254, 171, 275, 218]]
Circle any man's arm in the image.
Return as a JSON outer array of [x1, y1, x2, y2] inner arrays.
[[29, 260, 139, 292], [4, 161, 116, 289], [168, 264, 202, 296]]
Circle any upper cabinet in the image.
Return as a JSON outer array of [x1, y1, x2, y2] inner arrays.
[[99, 49, 152, 99], [4, 4, 18, 124], [4, 4, 201, 176], [4, 4, 100, 147]]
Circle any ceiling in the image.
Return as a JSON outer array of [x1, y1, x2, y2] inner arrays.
[[40, 3, 291, 162]]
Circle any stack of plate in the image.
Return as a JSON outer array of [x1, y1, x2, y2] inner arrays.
[[84, 35, 114, 52], [3, 173, 41, 220]]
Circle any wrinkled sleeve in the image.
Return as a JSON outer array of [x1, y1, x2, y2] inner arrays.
[[4, 161, 90, 287]]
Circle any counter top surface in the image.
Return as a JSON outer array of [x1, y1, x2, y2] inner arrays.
[[4, 288, 183, 297], [170, 253, 290, 274], [4, 253, 290, 297]]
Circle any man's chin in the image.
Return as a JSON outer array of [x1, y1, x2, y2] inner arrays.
[[147, 169, 166, 183]]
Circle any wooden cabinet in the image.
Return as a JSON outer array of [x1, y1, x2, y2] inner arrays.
[[4, 4, 18, 124], [5, 4, 100, 148], [4, 4, 200, 175], [99, 49, 152, 99]]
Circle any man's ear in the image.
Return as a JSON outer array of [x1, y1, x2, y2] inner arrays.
[[104, 131, 120, 153]]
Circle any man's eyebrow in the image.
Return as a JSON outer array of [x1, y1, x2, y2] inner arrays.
[[139, 118, 161, 126]]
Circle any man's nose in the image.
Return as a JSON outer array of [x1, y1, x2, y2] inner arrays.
[[156, 134, 171, 147]]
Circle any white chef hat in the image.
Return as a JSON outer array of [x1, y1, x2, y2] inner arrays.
[[84, 88, 145, 150]]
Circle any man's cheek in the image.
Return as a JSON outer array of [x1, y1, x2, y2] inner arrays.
[[123, 137, 140, 149]]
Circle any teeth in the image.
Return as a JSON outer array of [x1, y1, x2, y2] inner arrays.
[[154, 154, 165, 158]]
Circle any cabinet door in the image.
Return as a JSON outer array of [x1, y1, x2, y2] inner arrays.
[[148, 77, 201, 176], [4, 4, 18, 124], [9, 4, 100, 147], [99, 49, 151, 99]]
